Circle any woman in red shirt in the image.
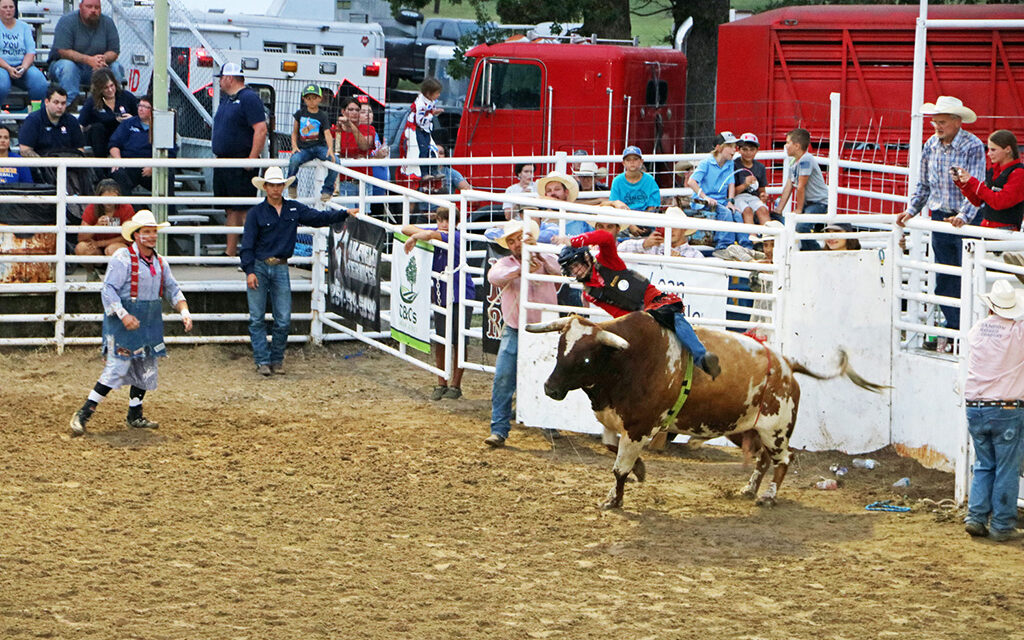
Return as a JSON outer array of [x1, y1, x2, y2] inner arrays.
[[953, 129, 1024, 230], [75, 178, 136, 279]]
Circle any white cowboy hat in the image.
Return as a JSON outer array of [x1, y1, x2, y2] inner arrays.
[[979, 279, 1024, 320], [663, 206, 697, 237], [535, 170, 579, 203], [494, 218, 541, 249], [920, 96, 977, 124], [749, 220, 784, 244], [252, 166, 296, 191], [121, 209, 170, 242], [574, 161, 599, 177]]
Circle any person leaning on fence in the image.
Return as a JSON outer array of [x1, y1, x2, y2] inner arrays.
[[961, 279, 1024, 543], [401, 207, 475, 400], [286, 84, 337, 203], [17, 85, 85, 160], [78, 67, 138, 158], [47, 0, 124, 105], [69, 210, 192, 437], [75, 178, 134, 280], [240, 167, 356, 377], [776, 127, 830, 252], [211, 62, 268, 258], [0, 0, 48, 107], [895, 96, 986, 336], [484, 219, 562, 448], [0, 124, 32, 184]]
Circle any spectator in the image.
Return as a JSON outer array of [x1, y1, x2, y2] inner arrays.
[[618, 207, 704, 258], [360, 100, 390, 192], [822, 223, 862, 251], [748, 220, 784, 322], [78, 67, 136, 158], [109, 95, 175, 197], [401, 207, 475, 400], [776, 128, 830, 251], [573, 160, 608, 206], [733, 132, 771, 225], [68, 209, 192, 436], [420, 145, 469, 197], [484, 219, 561, 447], [0, 0, 47, 106], [285, 84, 336, 203], [688, 131, 755, 259], [953, 129, 1023, 231], [17, 85, 84, 158], [239, 167, 354, 376], [47, 0, 123, 105], [332, 96, 372, 199], [749, 220, 783, 263], [0, 124, 32, 183], [211, 62, 267, 258], [895, 96, 985, 334], [610, 145, 660, 212], [503, 162, 535, 220], [962, 279, 1024, 542], [74, 178, 134, 280], [397, 77, 442, 190]]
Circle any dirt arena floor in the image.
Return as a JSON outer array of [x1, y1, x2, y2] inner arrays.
[[1, 342, 1022, 639]]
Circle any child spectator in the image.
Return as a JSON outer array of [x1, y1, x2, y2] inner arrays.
[[609, 146, 660, 212], [503, 162, 535, 220], [286, 84, 337, 203], [617, 207, 704, 258], [332, 96, 372, 198], [398, 77, 443, 190], [74, 178, 134, 279], [401, 207, 475, 400], [688, 131, 755, 259], [0, 124, 32, 184], [733, 132, 771, 225], [823, 223, 862, 251], [777, 127, 829, 251]]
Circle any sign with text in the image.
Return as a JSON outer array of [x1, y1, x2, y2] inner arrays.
[[390, 233, 433, 353], [328, 218, 386, 331], [635, 264, 728, 320]]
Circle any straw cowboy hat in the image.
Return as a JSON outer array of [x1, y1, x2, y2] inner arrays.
[[979, 279, 1024, 320], [121, 209, 169, 242], [574, 161, 600, 177], [251, 166, 296, 191], [535, 170, 579, 203], [495, 218, 541, 249], [663, 206, 698, 237], [920, 96, 977, 124], [749, 220, 784, 244]]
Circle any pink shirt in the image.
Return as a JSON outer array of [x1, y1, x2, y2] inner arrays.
[[965, 315, 1024, 401], [487, 253, 561, 328]]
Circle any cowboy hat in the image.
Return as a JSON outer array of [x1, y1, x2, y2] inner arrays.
[[979, 279, 1024, 320], [121, 209, 170, 242], [920, 96, 977, 124], [574, 161, 599, 177], [494, 218, 541, 249], [663, 206, 697, 237], [749, 220, 784, 244], [535, 171, 579, 203], [252, 166, 296, 191]]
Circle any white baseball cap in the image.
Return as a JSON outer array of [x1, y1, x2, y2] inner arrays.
[[214, 62, 244, 78]]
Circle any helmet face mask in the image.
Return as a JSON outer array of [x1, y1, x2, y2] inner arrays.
[[558, 245, 592, 281]]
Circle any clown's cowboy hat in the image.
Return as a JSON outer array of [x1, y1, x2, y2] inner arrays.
[[121, 209, 170, 242]]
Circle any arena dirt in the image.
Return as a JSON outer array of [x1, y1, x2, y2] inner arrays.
[[1, 343, 1021, 639]]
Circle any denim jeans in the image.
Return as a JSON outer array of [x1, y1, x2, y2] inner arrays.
[[287, 144, 338, 195], [712, 205, 753, 250], [49, 60, 125, 103], [0, 66, 48, 104], [930, 213, 963, 330], [673, 313, 708, 365], [966, 406, 1024, 533], [247, 261, 292, 366], [489, 326, 518, 439], [337, 180, 359, 199], [796, 201, 828, 251]]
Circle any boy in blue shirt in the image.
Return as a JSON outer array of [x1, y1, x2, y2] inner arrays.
[[688, 131, 755, 258], [609, 146, 660, 212]]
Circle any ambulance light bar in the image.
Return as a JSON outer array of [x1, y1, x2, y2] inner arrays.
[[320, 62, 337, 74], [241, 58, 259, 71]]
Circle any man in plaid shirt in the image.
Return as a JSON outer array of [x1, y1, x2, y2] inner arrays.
[[897, 96, 985, 333]]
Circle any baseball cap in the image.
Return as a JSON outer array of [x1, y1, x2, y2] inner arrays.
[[738, 132, 759, 147], [302, 84, 322, 97], [214, 62, 244, 78], [622, 145, 643, 160], [714, 131, 738, 146]]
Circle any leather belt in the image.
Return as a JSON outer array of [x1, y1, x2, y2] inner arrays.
[[965, 400, 1024, 408], [264, 257, 288, 266]]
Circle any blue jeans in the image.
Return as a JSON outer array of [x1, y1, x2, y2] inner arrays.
[[247, 261, 292, 366], [712, 205, 753, 250], [796, 201, 828, 251], [966, 406, 1024, 533], [49, 60, 125, 103], [337, 180, 359, 198], [489, 326, 518, 439], [287, 144, 338, 195], [673, 313, 708, 365], [0, 66, 48, 104], [930, 213, 963, 330]]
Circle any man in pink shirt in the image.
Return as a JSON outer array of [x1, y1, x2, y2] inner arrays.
[[485, 219, 561, 447], [963, 279, 1024, 542]]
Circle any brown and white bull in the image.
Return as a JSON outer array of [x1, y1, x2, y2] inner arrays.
[[526, 313, 884, 509]]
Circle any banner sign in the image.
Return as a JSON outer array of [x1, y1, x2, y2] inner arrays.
[[328, 218, 386, 331], [390, 233, 433, 353], [635, 264, 728, 320], [479, 244, 507, 355]]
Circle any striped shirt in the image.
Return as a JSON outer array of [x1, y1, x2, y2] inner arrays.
[[908, 128, 985, 222]]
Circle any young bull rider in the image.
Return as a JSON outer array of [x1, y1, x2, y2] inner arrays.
[[70, 210, 193, 436], [557, 224, 721, 379]]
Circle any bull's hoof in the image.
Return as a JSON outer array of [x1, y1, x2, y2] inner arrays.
[[632, 458, 646, 483], [740, 486, 757, 500], [600, 498, 622, 510], [755, 495, 777, 507]]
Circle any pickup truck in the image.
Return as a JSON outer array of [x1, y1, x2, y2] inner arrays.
[[385, 18, 482, 86]]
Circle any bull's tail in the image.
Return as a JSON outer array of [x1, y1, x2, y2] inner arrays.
[[789, 349, 889, 394]]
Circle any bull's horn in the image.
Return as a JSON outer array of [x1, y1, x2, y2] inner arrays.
[[525, 317, 574, 333], [595, 330, 630, 350]]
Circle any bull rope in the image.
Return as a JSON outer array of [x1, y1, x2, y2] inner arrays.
[[661, 354, 694, 430]]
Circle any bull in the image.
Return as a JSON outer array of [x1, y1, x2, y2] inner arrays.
[[526, 313, 885, 509]]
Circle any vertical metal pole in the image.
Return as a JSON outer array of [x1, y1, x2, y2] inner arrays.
[[310, 228, 326, 345], [605, 88, 614, 160], [954, 238, 978, 505], [827, 92, 841, 222], [623, 95, 632, 148], [545, 86, 553, 158], [153, 0, 170, 252], [54, 164, 67, 354], [907, 0, 929, 202]]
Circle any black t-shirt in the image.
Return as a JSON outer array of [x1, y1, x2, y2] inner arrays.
[[733, 158, 767, 195], [293, 106, 330, 149]]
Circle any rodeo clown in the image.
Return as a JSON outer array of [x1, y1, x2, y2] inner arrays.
[[70, 210, 192, 436], [557, 224, 721, 379]]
